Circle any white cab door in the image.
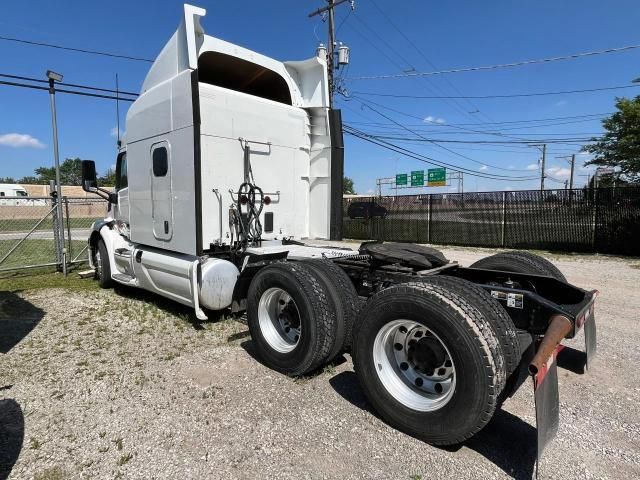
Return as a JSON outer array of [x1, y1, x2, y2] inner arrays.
[[151, 142, 173, 241]]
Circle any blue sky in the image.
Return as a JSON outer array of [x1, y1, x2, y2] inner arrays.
[[1, 0, 640, 194]]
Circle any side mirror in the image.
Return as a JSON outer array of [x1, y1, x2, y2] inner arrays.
[[81, 160, 98, 192]]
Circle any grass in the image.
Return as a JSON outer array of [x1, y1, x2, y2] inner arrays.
[[117, 453, 133, 466], [0, 269, 99, 293], [0, 238, 89, 271], [33, 467, 65, 480]]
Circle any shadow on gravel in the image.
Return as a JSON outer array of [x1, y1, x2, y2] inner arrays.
[[112, 285, 229, 330], [0, 398, 24, 480], [241, 340, 347, 379], [329, 371, 537, 480], [0, 292, 45, 353], [464, 409, 537, 480], [329, 371, 370, 409]]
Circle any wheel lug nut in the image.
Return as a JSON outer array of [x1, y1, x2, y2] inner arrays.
[[400, 362, 409, 371], [394, 343, 403, 351], [415, 378, 423, 387]]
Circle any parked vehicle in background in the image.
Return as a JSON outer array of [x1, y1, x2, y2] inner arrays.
[[0, 184, 46, 206], [347, 200, 387, 219]]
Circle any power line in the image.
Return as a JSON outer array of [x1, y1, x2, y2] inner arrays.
[[0, 35, 154, 62], [346, 104, 538, 174], [348, 43, 640, 80], [347, 11, 492, 124], [350, 84, 640, 99], [349, 95, 532, 141], [0, 79, 136, 102], [344, 111, 611, 127], [344, 125, 540, 181], [0, 72, 139, 97], [367, 0, 495, 123]]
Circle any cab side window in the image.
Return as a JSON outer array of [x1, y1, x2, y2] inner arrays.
[[115, 152, 128, 190]]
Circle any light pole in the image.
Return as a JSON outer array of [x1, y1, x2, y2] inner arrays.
[[47, 69, 66, 274]]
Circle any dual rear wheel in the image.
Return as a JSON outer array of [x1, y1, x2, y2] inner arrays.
[[247, 250, 562, 445], [246, 260, 358, 376]]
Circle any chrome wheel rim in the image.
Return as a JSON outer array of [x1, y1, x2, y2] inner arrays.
[[258, 287, 301, 353], [373, 319, 456, 412]]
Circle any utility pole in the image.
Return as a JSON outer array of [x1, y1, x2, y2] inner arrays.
[[540, 144, 546, 192], [308, 0, 353, 107], [529, 144, 547, 191], [569, 153, 575, 191]]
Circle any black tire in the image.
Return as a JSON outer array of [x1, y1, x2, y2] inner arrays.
[[247, 262, 337, 376], [417, 276, 521, 378], [470, 251, 566, 282], [303, 259, 359, 352], [95, 239, 114, 289], [352, 282, 502, 445], [501, 251, 566, 282]]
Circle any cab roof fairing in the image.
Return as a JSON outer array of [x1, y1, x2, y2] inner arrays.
[[138, 3, 329, 109]]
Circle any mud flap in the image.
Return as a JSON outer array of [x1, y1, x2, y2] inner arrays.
[[532, 345, 561, 476], [584, 313, 597, 370]]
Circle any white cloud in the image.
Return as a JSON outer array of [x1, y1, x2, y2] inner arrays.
[[526, 163, 539, 171], [547, 166, 572, 178], [0, 133, 45, 148], [110, 126, 125, 138], [424, 115, 446, 124], [479, 165, 488, 171], [555, 100, 568, 107]]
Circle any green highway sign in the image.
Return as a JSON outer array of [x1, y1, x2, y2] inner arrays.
[[411, 170, 424, 187], [396, 173, 408, 186], [428, 168, 447, 186]]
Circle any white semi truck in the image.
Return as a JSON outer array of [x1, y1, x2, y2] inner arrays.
[[82, 4, 597, 460]]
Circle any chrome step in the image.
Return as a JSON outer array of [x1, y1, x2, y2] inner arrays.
[[114, 248, 132, 258]]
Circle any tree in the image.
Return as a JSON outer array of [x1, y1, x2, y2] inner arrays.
[[25, 158, 86, 185], [343, 176, 355, 194], [583, 96, 640, 182], [99, 168, 116, 186], [0, 177, 16, 183]]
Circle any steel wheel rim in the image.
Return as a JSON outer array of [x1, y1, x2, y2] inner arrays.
[[373, 319, 456, 412], [258, 287, 302, 354]]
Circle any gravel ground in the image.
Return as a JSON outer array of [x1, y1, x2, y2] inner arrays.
[[1, 244, 639, 480]]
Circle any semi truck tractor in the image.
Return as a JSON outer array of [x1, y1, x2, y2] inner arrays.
[[81, 4, 597, 463]]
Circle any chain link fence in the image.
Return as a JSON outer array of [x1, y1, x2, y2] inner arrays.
[[0, 196, 108, 274], [343, 186, 640, 256]]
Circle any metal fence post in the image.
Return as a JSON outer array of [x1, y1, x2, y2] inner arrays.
[[51, 189, 63, 271], [427, 194, 432, 244], [591, 188, 599, 251], [501, 191, 507, 247], [64, 197, 72, 275]]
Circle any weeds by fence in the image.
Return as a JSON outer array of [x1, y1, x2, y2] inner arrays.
[[343, 186, 640, 256]]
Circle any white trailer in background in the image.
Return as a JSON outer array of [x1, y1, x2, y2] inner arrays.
[[82, 4, 598, 461]]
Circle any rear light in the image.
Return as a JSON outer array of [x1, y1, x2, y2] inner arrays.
[[264, 195, 271, 205], [240, 195, 248, 205]]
